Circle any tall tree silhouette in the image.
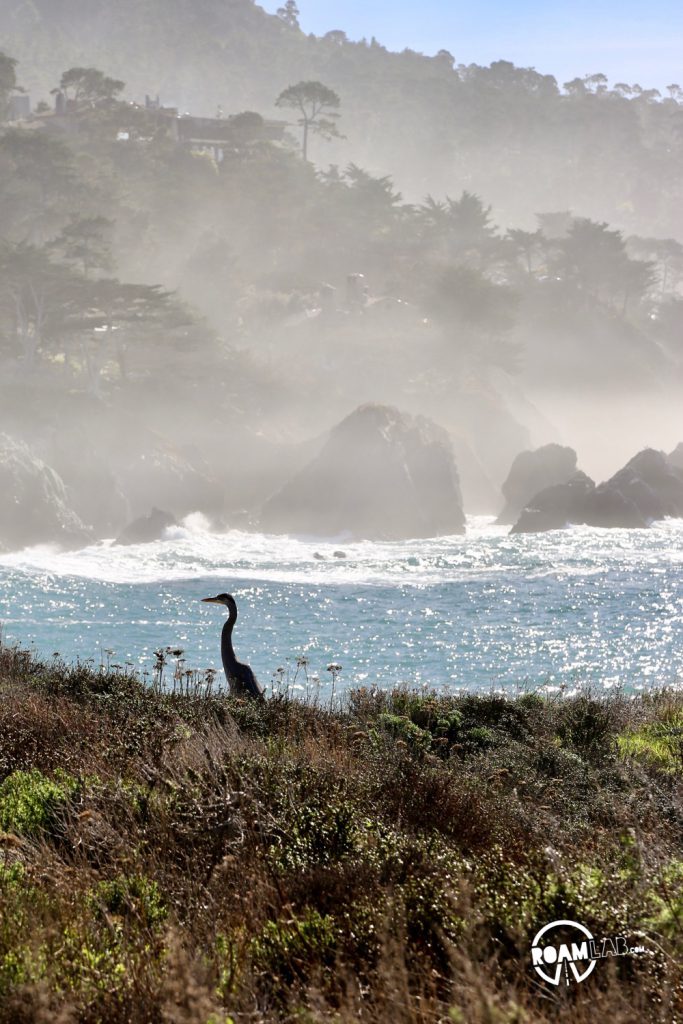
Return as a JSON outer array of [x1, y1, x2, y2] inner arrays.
[[275, 81, 342, 161]]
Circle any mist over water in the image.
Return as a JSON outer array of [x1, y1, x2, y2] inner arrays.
[[1, 516, 682, 694]]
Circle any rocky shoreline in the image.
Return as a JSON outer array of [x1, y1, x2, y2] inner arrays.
[[1, 407, 681, 551]]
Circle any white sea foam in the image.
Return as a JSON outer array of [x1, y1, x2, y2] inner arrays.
[[2, 516, 682, 691], [1, 515, 681, 588]]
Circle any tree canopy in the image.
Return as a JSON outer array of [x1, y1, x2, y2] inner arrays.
[[57, 67, 125, 107], [275, 81, 342, 161]]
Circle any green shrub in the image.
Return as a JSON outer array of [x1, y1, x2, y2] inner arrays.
[[0, 862, 24, 886], [0, 768, 78, 836], [617, 715, 683, 771], [0, 946, 44, 995], [557, 696, 616, 760], [89, 874, 168, 928], [643, 859, 683, 937], [535, 743, 586, 778], [251, 909, 337, 990], [376, 713, 432, 750], [272, 796, 361, 870], [463, 725, 497, 750]]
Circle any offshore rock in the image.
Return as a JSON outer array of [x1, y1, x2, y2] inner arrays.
[[511, 448, 683, 533], [669, 443, 683, 470], [582, 484, 648, 529], [260, 403, 465, 540], [497, 444, 578, 525], [510, 472, 595, 533], [597, 448, 683, 524], [115, 507, 177, 545]]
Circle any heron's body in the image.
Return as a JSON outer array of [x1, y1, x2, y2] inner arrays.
[[203, 593, 265, 699]]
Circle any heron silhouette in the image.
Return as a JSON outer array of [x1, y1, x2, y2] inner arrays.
[[202, 593, 265, 699]]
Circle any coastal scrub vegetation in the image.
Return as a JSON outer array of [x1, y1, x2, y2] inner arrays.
[[0, 641, 681, 1022]]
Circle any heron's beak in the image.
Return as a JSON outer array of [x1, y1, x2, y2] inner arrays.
[[202, 596, 222, 604]]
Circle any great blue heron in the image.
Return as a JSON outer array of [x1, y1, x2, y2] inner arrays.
[[201, 593, 265, 700]]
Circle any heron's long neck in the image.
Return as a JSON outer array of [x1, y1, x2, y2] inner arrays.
[[221, 608, 238, 675]]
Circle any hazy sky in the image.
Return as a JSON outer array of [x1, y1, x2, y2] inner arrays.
[[263, 1, 683, 90]]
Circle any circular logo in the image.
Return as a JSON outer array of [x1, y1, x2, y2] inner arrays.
[[531, 919, 596, 986]]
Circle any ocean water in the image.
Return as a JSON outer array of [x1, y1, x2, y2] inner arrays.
[[0, 515, 682, 696]]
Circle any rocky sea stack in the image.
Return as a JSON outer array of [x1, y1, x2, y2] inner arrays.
[[509, 445, 683, 533], [497, 443, 578, 525], [260, 403, 465, 540]]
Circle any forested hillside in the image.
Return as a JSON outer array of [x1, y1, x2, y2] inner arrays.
[[2, 0, 683, 237]]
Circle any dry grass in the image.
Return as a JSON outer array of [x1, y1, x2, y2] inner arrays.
[[0, 642, 681, 1022]]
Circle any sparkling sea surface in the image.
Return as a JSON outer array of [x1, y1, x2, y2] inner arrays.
[[0, 515, 682, 696]]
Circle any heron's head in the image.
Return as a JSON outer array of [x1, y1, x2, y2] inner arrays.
[[202, 593, 236, 610]]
